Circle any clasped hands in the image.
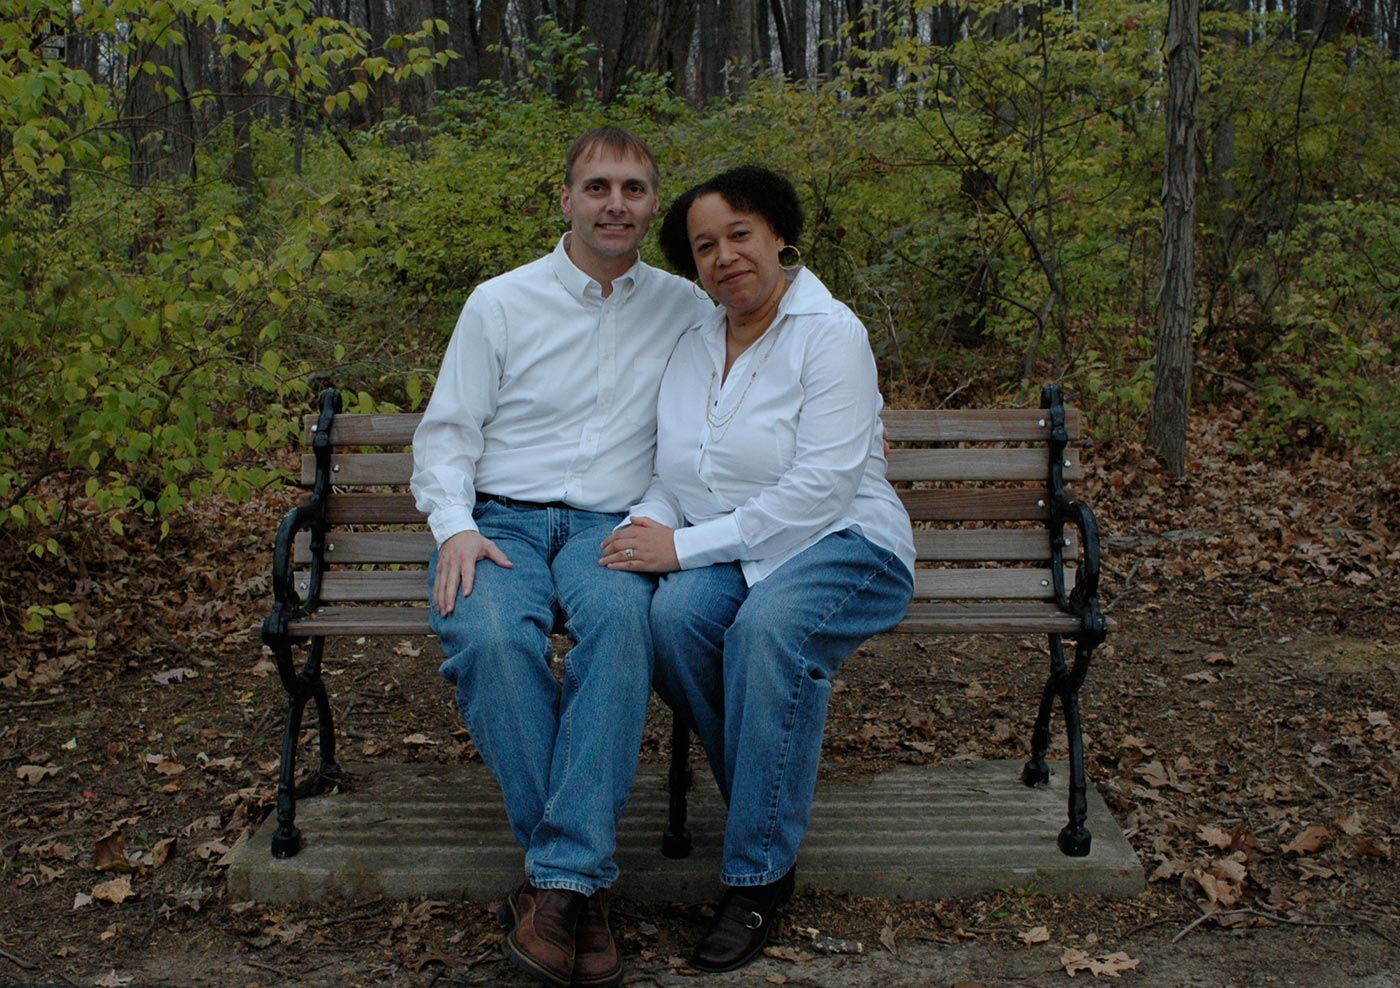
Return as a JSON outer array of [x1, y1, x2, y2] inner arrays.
[[598, 516, 679, 573]]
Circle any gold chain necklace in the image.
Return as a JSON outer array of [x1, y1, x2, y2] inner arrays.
[[704, 324, 784, 443]]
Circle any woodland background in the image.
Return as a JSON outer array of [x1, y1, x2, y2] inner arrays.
[[3, 0, 1398, 724]]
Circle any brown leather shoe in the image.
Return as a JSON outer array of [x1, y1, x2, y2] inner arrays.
[[571, 889, 623, 988], [496, 881, 534, 930], [502, 887, 584, 988]]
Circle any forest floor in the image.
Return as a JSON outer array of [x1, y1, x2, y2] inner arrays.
[[2, 406, 1398, 987]]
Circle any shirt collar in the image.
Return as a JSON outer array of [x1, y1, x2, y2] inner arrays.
[[775, 266, 836, 317], [701, 265, 836, 340], [551, 233, 643, 301]]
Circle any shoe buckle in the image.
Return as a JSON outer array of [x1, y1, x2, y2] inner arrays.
[[743, 910, 764, 930]]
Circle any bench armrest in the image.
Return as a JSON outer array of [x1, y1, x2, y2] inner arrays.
[[262, 389, 342, 649], [1050, 496, 1109, 639]]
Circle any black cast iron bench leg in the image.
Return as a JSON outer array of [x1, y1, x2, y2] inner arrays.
[[662, 716, 694, 858], [1022, 632, 1094, 857], [270, 636, 342, 858]]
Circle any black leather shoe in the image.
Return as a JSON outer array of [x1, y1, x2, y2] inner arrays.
[[691, 867, 796, 973]]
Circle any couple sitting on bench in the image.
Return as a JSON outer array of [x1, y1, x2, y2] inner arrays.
[[410, 126, 915, 987]]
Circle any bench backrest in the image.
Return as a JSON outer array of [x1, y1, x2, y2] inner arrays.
[[287, 390, 1088, 614]]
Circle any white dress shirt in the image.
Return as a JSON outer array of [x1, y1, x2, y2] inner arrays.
[[627, 267, 916, 585], [411, 235, 712, 546]]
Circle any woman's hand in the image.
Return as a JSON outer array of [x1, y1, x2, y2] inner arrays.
[[600, 516, 680, 573]]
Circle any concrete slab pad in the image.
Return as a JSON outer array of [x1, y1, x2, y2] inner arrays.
[[224, 760, 1142, 904]]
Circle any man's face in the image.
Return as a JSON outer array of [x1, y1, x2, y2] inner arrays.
[[560, 148, 660, 271]]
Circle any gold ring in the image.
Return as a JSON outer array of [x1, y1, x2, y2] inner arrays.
[[625, 548, 635, 560]]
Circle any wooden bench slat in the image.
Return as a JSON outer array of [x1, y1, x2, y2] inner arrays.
[[887, 448, 1080, 482], [311, 481, 1070, 522], [305, 407, 1084, 447], [303, 413, 420, 446], [898, 601, 1085, 633], [326, 494, 426, 524], [288, 606, 430, 636], [296, 570, 428, 602], [911, 529, 1072, 561], [295, 529, 1075, 566], [302, 452, 414, 485], [882, 408, 1081, 442], [285, 601, 1102, 638], [913, 568, 1061, 600], [295, 531, 436, 564], [308, 448, 1082, 486], [899, 488, 1050, 521], [297, 566, 1066, 604]]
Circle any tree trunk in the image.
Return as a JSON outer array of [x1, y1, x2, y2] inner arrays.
[[1149, 0, 1200, 477]]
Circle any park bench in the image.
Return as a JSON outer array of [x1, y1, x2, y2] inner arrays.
[[260, 383, 1111, 867]]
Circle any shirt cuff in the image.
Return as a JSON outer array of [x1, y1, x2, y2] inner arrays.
[[428, 504, 479, 546], [673, 514, 744, 570]]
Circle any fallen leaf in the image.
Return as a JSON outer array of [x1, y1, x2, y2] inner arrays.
[[1197, 825, 1232, 849], [91, 876, 134, 904], [1061, 948, 1140, 977], [1336, 813, 1366, 837], [762, 945, 810, 964], [151, 837, 176, 869], [393, 640, 423, 657], [73, 892, 93, 909], [16, 764, 60, 784], [878, 922, 897, 955], [402, 733, 437, 746], [1203, 651, 1235, 665], [1019, 925, 1051, 945], [1283, 825, 1331, 856], [152, 667, 196, 685], [94, 972, 134, 987], [93, 831, 133, 873]]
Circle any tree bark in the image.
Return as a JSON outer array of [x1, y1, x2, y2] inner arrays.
[[1149, 0, 1200, 477]]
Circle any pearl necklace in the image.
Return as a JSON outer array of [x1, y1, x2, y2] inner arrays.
[[704, 324, 784, 442]]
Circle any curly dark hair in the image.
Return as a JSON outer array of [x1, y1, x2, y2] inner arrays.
[[659, 166, 804, 280]]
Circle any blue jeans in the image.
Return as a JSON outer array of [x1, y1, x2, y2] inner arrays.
[[651, 529, 913, 886], [429, 500, 656, 896]]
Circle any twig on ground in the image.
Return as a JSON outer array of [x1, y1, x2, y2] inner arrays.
[[0, 948, 36, 970], [245, 959, 290, 976], [1172, 907, 1356, 944]]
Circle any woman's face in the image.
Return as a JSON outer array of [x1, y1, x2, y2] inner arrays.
[[687, 193, 786, 320]]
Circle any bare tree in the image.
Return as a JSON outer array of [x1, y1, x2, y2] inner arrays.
[[1149, 0, 1201, 477]]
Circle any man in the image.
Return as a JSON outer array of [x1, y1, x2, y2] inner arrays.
[[410, 126, 711, 988]]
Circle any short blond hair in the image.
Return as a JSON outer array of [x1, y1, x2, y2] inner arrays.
[[564, 126, 659, 191]]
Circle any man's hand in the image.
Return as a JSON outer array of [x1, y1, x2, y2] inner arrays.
[[599, 516, 680, 573], [434, 530, 513, 615]]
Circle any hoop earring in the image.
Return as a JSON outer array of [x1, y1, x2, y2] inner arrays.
[[778, 244, 803, 271], [692, 280, 710, 300]]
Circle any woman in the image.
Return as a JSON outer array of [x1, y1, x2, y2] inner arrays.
[[600, 166, 915, 972]]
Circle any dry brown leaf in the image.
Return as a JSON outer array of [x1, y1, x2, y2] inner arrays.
[[1019, 925, 1051, 945], [93, 831, 132, 873], [91, 876, 134, 904], [16, 764, 60, 784], [1282, 824, 1331, 856], [151, 837, 176, 869], [1197, 825, 1232, 849], [402, 733, 437, 746], [94, 972, 134, 987], [1061, 948, 1141, 978]]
